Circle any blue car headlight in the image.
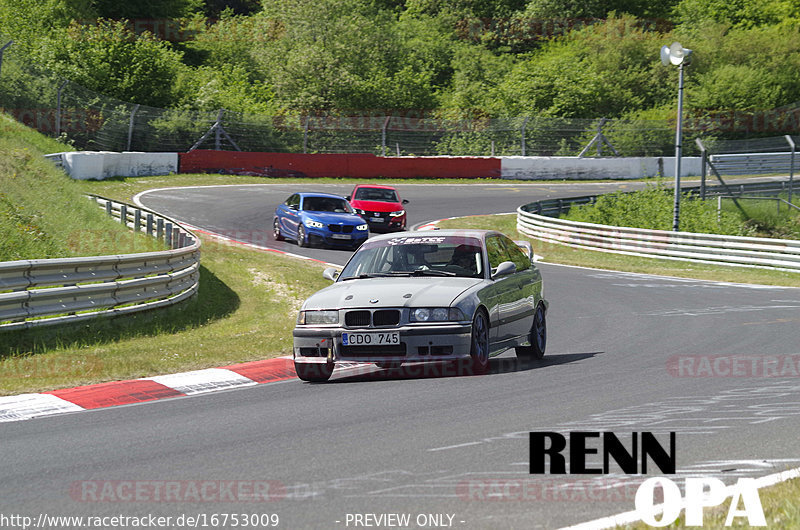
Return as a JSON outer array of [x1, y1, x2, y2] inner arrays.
[[356, 224, 369, 231], [306, 220, 325, 229]]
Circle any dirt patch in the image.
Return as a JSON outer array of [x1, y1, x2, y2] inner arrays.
[[249, 268, 305, 316]]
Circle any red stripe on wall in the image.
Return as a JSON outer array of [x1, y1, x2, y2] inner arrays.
[[179, 150, 501, 179]]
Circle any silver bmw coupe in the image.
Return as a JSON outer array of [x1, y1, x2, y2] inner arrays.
[[293, 229, 547, 382]]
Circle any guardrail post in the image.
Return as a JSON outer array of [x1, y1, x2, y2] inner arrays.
[[173, 227, 181, 249], [146, 213, 154, 236], [179, 232, 187, 248], [133, 209, 141, 233], [786, 135, 795, 205], [165, 223, 173, 247], [105, 201, 112, 216], [696, 138, 707, 200], [157, 218, 164, 241], [119, 204, 128, 226]]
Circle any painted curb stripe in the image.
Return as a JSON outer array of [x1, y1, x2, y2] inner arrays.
[[0, 393, 85, 422], [45, 380, 184, 409], [148, 368, 257, 395], [223, 358, 297, 383]]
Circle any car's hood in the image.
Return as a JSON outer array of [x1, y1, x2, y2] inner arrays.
[[303, 277, 483, 310], [351, 200, 402, 212], [303, 211, 363, 225]]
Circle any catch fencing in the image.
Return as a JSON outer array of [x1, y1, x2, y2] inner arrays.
[[517, 180, 800, 271], [0, 196, 200, 331]]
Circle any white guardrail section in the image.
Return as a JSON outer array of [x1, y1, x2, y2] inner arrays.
[[0, 196, 200, 331], [516, 180, 800, 271]]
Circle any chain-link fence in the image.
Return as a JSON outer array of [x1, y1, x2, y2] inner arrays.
[[1, 35, 798, 157]]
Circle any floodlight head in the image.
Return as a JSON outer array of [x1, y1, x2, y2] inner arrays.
[[666, 42, 692, 66], [660, 45, 671, 66]]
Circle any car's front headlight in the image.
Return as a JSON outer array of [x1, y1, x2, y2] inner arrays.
[[409, 307, 465, 322], [389, 210, 405, 217], [356, 224, 369, 231], [305, 220, 325, 229], [297, 310, 339, 325]]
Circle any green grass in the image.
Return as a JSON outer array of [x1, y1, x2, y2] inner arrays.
[[0, 238, 330, 395], [0, 113, 161, 261], [436, 213, 800, 288], [720, 193, 800, 239], [620, 477, 800, 529]]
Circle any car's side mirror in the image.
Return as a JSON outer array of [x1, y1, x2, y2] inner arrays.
[[322, 267, 339, 282], [345, 195, 351, 201], [289, 204, 298, 211], [491, 261, 516, 279], [402, 199, 409, 205]]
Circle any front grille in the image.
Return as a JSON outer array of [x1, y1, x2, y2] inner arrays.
[[345, 310, 371, 327], [340, 344, 407, 357], [373, 309, 400, 326], [328, 224, 354, 233]]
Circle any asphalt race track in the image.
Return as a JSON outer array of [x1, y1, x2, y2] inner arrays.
[[2, 181, 800, 529]]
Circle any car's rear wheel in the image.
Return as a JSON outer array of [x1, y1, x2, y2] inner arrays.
[[464, 309, 490, 375], [376, 361, 402, 369], [295, 361, 334, 382], [297, 225, 308, 247], [516, 303, 546, 360], [273, 218, 284, 241]]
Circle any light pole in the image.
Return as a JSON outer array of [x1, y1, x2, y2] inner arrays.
[[661, 42, 692, 231]]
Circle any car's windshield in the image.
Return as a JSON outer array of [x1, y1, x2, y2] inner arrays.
[[302, 196, 354, 213], [353, 187, 399, 202], [340, 235, 484, 279]]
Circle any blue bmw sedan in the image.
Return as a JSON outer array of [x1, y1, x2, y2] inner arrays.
[[273, 192, 369, 249]]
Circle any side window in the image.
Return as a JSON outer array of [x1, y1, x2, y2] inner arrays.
[[286, 194, 299, 209], [500, 236, 530, 272], [485, 236, 511, 269]]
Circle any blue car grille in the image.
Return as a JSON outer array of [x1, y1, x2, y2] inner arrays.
[[328, 224, 354, 233]]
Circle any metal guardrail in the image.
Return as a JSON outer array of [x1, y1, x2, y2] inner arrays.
[[517, 179, 800, 271], [709, 152, 795, 176], [0, 196, 200, 331]]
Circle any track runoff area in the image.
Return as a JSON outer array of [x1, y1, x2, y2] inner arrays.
[[1, 180, 796, 529]]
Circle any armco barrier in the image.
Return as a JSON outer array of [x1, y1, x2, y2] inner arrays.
[[516, 179, 800, 271], [0, 196, 200, 331]]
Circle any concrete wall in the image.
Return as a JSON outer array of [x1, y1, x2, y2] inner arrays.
[[500, 156, 702, 180], [56, 152, 179, 180], [50, 150, 702, 180]]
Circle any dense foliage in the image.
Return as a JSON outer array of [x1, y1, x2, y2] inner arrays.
[[1, 0, 799, 121]]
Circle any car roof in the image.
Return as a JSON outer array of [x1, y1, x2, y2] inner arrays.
[[298, 192, 348, 200], [353, 184, 397, 191], [367, 229, 501, 243]]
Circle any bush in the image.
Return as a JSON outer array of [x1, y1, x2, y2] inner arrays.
[[564, 183, 745, 235]]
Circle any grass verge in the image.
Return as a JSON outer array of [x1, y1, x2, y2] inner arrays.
[[0, 237, 330, 395], [436, 213, 800, 288]]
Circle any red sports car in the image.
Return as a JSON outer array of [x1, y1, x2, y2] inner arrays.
[[347, 184, 409, 232]]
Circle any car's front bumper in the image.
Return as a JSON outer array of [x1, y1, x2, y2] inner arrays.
[[306, 228, 369, 247], [293, 323, 472, 364]]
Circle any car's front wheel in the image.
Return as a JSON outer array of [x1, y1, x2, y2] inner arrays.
[[273, 218, 284, 241], [297, 225, 308, 247], [295, 361, 334, 382], [516, 303, 546, 360], [463, 309, 490, 375]]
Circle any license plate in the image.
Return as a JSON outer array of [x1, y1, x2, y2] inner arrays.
[[342, 332, 400, 346], [369, 217, 385, 223], [331, 233, 351, 240]]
